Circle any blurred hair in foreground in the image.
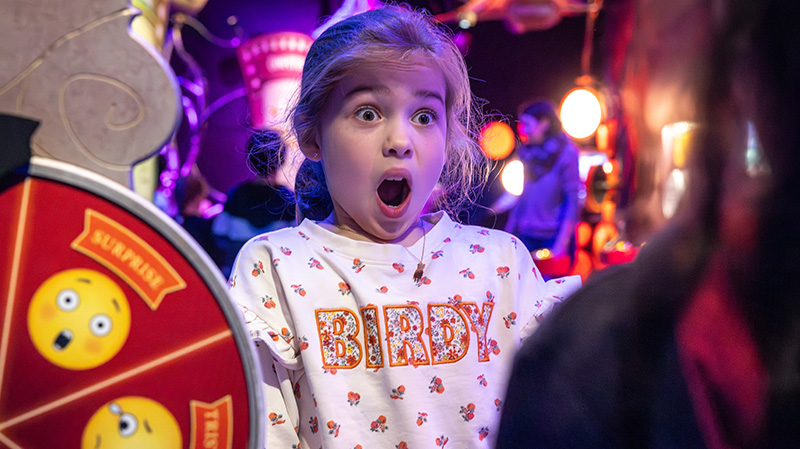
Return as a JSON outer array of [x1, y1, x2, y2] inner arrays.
[[496, 0, 800, 447]]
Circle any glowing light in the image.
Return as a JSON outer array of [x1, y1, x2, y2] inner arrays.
[[534, 248, 552, 260], [592, 221, 619, 267], [501, 160, 524, 196], [745, 121, 769, 176], [479, 121, 515, 160], [578, 150, 608, 181], [201, 202, 224, 219], [661, 121, 696, 169], [458, 11, 477, 29], [602, 161, 614, 174], [662, 168, 686, 219], [560, 87, 602, 140], [575, 221, 592, 248], [595, 122, 609, 152]]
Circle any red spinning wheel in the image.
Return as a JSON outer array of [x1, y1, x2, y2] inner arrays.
[[0, 158, 263, 448]]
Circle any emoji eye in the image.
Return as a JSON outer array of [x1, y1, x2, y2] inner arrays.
[[89, 314, 112, 337], [56, 289, 79, 312], [118, 412, 138, 437]]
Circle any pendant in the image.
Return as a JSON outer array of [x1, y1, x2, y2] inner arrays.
[[413, 262, 425, 282]]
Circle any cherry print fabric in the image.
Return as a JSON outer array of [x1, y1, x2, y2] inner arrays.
[[230, 212, 580, 448]]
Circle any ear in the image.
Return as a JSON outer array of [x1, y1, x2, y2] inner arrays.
[[299, 134, 322, 162]]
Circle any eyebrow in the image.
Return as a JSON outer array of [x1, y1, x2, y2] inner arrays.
[[417, 89, 446, 105], [77, 278, 92, 284], [344, 85, 445, 105]]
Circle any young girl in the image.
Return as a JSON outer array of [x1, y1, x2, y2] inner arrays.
[[229, 5, 580, 448]]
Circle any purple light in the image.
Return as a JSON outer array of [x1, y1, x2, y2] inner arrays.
[[201, 202, 224, 218], [182, 96, 199, 129]]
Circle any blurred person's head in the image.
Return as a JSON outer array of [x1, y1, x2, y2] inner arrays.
[[704, 0, 800, 369], [294, 157, 332, 223], [625, 0, 800, 441], [174, 165, 210, 218], [516, 99, 563, 145], [246, 128, 286, 185]]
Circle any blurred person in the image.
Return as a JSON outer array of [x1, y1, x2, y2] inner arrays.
[[496, 0, 800, 447], [500, 99, 581, 262], [212, 129, 295, 277], [174, 165, 224, 267], [293, 157, 332, 223]]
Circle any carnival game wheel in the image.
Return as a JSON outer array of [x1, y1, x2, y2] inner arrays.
[[0, 158, 263, 448]]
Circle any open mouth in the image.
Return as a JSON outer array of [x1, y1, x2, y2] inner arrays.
[[53, 329, 73, 351], [377, 177, 410, 208]]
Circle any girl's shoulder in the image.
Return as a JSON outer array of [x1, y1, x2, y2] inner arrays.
[[238, 223, 306, 252], [436, 216, 523, 252]]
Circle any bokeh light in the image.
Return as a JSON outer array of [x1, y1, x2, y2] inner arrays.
[[560, 87, 602, 140], [479, 121, 516, 160], [501, 159, 524, 196]]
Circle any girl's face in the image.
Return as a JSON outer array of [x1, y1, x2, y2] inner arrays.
[[305, 56, 447, 243]]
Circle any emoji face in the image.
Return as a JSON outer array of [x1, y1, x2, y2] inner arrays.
[[27, 268, 131, 370], [81, 396, 182, 449]]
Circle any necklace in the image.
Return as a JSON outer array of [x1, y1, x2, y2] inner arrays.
[[404, 222, 427, 283], [328, 220, 427, 282]]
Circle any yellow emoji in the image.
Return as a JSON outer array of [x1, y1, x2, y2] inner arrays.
[[81, 396, 183, 449], [27, 268, 131, 370]]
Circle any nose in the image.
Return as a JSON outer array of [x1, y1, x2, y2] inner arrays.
[[383, 118, 413, 158]]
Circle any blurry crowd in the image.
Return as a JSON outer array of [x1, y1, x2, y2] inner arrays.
[[173, 129, 296, 278]]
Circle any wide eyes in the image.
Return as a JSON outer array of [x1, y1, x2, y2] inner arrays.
[[56, 289, 80, 311], [119, 412, 139, 437], [354, 107, 437, 126], [411, 110, 436, 126], [109, 402, 139, 438], [355, 107, 379, 122], [90, 314, 113, 337]]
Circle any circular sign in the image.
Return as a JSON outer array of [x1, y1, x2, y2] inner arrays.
[[0, 158, 263, 448]]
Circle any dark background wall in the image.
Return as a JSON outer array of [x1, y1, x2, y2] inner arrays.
[[171, 0, 611, 199]]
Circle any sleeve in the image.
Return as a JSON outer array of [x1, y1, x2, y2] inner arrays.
[[230, 238, 302, 369], [530, 275, 582, 334], [516, 240, 582, 339], [254, 341, 302, 448], [229, 238, 310, 447]]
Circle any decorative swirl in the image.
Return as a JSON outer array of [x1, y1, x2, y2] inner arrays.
[[0, 8, 136, 99], [59, 74, 148, 168]]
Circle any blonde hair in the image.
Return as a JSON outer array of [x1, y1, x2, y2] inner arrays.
[[290, 4, 489, 217]]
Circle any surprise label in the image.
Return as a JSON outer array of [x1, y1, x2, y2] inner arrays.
[[71, 208, 186, 310]]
